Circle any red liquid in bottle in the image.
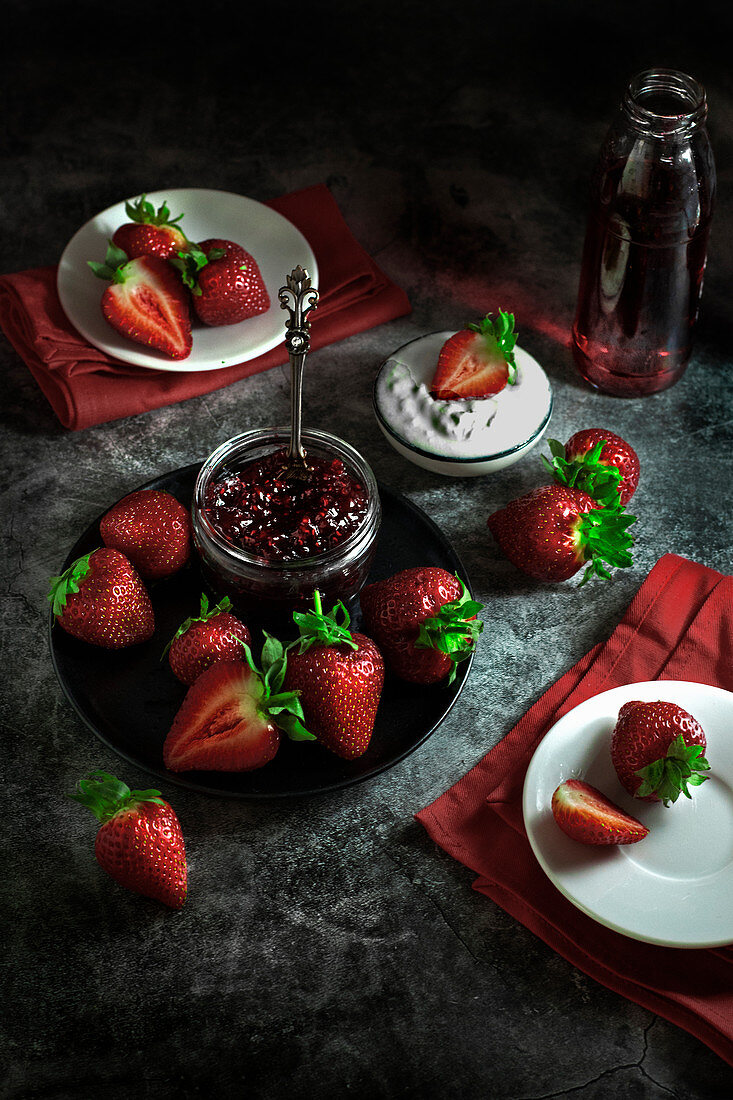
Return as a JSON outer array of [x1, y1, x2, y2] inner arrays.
[[572, 70, 715, 397]]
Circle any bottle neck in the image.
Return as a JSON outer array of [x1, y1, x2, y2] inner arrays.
[[622, 68, 707, 139]]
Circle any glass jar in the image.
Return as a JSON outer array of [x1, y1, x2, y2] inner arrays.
[[572, 68, 716, 396], [192, 427, 381, 631]]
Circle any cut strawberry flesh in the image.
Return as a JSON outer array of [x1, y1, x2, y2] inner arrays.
[[102, 257, 192, 360], [551, 779, 649, 845], [163, 662, 280, 772], [430, 330, 509, 399]]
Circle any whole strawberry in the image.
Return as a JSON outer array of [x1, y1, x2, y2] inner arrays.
[[543, 429, 640, 507], [88, 243, 192, 359], [359, 567, 483, 685], [430, 309, 518, 399], [283, 591, 384, 759], [610, 699, 710, 805], [163, 636, 314, 772], [100, 488, 192, 580], [172, 238, 270, 326], [487, 483, 636, 584], [111, 194, 189, 260], [551, 779, 649, 845], [68, 771, 187, 909], [49, 548, 154, 648], [164, 593, 251, 686]]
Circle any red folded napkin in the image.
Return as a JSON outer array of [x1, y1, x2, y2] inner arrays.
[[417, 553, 733, 1066], [0, 184, 411, 431]]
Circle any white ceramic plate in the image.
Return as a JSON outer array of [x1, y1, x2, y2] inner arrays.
[[523, 680, 733, 948], [373, 331, 553, 476], [57, 188, 318, 372]]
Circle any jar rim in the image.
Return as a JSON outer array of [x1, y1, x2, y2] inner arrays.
[[623, 68, 707, 137], [192, 426, 381, 573]]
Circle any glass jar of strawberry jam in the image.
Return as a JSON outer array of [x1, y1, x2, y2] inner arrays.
[[192, 428, 381, 629]]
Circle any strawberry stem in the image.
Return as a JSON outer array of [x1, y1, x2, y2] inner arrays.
[[67, 771, 165, 823], [634, 733, 711, 805], [576, 505, 636, 586], [161, 593, 238, 659], [48, 551, 94, 617], [413, 577, 484, 683], [543, 438, 624, 509], [467, 309, 518, 383], [290, 589, 358, 653], [123, 194, 185, 228], [241, 632, 315, 742]]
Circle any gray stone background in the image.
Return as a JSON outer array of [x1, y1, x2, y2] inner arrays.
[[2, 0, 733, 1096]]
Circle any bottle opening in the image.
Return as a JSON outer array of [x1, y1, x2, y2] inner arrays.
[[623, 68, 706, 136]]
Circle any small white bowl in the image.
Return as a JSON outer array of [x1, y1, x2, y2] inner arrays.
[[373, 331, 553, 477]]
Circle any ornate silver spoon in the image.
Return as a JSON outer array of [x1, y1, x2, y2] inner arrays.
[[277, 265, 319, 481]]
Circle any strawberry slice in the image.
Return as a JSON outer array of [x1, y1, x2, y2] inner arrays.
[[88, 243, 192, 360], [551, 779, 649, 845], [163, 635, 314, 773], [430, 310, 518, 399]]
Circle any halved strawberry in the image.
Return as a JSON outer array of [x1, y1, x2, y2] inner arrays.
[[111, 194, 189, 260], [430, 310, 518, 399], [551, 779, 649, 845], [88, 243, 192, 360], [163, 635, 314, 772]]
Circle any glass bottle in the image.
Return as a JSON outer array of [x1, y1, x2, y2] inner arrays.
[[572, 68, 716, 396]]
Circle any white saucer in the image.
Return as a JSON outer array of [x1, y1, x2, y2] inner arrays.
[[522, 680, 733, 948], [57, 188, 318, 372], [372, 331, 553, 476]]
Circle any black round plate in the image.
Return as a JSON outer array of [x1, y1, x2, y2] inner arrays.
[[49, 465, 475, 799]]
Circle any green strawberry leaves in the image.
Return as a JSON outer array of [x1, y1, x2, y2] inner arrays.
[[68, 770, 166, 823], [242, 632, 315, 742], [543, 438, 624, 510], [87, 241, 131, 283], [169, 244, 228, 295], [468, 309, 518, 384], [576, 506, 637, 586], [123, 194, 184, 228], [48, 551, 94, 617], [161, 592, 239, 658], [291, 589, 358, 653], [635, 733, 711, 805], [413, 577, 484, 684]]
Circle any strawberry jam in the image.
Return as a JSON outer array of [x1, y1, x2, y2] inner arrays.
[[203, 448, 370, 562]]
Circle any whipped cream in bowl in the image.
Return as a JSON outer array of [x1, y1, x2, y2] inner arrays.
[[373, 330, 553, 476]]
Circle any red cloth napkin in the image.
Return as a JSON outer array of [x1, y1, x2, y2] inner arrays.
[[417, 553, 733, 1066], [0, 184, 411, 431]]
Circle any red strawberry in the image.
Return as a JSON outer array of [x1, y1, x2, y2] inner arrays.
[[164, 593, 252, 686], [111, 194, 189, 260], [551, 779, 649, 845], [172, 238, 270, 326], [359, 567, 483, 685], [88, 243, 192, 360], [48, 548, 154, 648], [283, 591, 384, 759], [543, 429, 640, 507], [610, 699, 710, 805], [163, 636, 314, 772], [487, 484, 636, 585], [429, 310, 518, 399], [68, 771, 187, 909], [100, 488, 192, 580]]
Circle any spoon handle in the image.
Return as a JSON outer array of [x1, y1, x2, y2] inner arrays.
[[278, 266, 319, 462]]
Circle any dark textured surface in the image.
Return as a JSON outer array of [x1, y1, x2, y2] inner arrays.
[[2, 2, 733, 1097]]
